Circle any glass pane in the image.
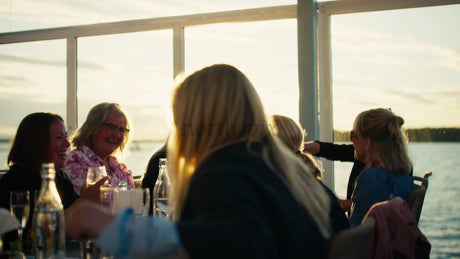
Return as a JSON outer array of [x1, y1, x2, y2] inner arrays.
[[185, 19, 298, 120], [78, 30, 173, 175], [330, 5, 460, 258], [0, 40, 66, 169], [331, 4, 460, 133], [0, 0, 295, 33]]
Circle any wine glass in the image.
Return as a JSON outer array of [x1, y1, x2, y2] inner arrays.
[[9, 191, 30, 246], [81, 166, 107, 258], [86, 166, 107, 187]]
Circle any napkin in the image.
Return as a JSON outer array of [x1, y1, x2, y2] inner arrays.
[[0, 208, 19, 235]]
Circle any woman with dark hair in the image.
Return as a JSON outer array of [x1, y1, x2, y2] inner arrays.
[[0, 112, 78, 248]]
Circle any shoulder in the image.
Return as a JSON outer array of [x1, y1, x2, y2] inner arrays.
[[356, 167, 388, 184], [66, 146, 102, 165], [191, 142, 278, 192], [197, 142, 268, 175], [0, 167, 40, 192]]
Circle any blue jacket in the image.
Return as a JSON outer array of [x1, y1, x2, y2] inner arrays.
[[349, 167, 414, 227]]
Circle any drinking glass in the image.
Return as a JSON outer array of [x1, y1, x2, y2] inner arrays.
[[132, 188, 150, 217], [112, 188, 150, 217], [99, 184, 116, 214], [86, 166, 107, 186], [9, 191, 30, 246]]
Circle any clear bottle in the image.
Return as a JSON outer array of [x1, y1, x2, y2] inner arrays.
[[153, 158, 171, 219], [34, 163, 65, 259]]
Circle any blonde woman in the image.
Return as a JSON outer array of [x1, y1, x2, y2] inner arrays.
[[63, 102, 134, 195], [272, 114, 322, 179], [349, 108, 414, 227], [65, 64, 333, 258], [271, 114, 349, 233]]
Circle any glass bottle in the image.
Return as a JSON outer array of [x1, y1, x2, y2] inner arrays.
[[153, 158, 171, 219], [34, 163, 65, 259]]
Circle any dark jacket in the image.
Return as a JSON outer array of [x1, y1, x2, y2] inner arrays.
[[315, 141, 365, 200], [0, 165, 78, 235], [177, 142, 329, 259], [141, 143, 167, 215]]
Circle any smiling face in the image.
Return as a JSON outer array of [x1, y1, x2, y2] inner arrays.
[[91, 113, 127, 160], [48, 119, 70, 170]]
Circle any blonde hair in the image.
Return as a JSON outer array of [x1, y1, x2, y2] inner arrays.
[[71, 102, 130, 153], [168, 64, 331, 238], [353, 108, 412, 175], [271, 114, 305, 151], [272, 114, 323, 180]]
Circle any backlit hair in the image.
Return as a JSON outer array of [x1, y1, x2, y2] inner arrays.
[[272, 114, 305, 151], [71, 102, 130, 153], [353, 108, 412, 175], [168, 64, 332, 238], [8, 112, 64, 175], [272, 114, 323, 180]]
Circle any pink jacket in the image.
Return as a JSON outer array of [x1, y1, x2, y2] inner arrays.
[[363, 196, 430, 259]]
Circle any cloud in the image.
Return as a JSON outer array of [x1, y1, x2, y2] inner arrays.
[[0, 53, 104, 70], [332, 24, 460, 73]]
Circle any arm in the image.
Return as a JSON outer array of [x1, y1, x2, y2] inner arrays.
[[305, 141, 356, 162], [65, 200, 184, 258]]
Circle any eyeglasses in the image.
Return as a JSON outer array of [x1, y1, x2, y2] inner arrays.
[[103, 123, 130, 134], [350, 130, 358, 142]]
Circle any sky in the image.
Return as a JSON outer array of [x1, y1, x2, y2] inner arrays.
[[0, 0, 459, 141]]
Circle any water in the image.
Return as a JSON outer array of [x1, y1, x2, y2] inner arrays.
[[34, 209, 66, 259], [2, 141, 460, 258], [153, 198, 170, 219], [333, 142, 460, 259], [11, 204, 30, 227]]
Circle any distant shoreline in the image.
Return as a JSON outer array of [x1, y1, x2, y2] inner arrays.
[[1, 127, 460, 143], [334, 127, 460, 142]]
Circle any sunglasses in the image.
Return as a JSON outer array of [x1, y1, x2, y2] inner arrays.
[[350, 130, 358, 142]]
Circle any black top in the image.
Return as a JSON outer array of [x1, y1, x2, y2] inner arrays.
[[141, 143, 167, 215], [177, 142, 329, 259], [319, 181, 350, 233], [315, 141, 365, 200], [0, 165, 78, 235]]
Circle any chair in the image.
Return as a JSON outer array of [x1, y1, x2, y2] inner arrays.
[[326, 217, 376, 259], [407, 170, 432, 224]]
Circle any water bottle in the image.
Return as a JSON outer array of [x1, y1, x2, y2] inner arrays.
[[153, 158, 171, 219], [34, 163, 65, 259]]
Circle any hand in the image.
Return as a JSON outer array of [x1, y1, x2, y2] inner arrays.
[[303, 141, 320, 155], [338, 199, 352, 211], [65, 199, 114, 239], [80, 176, 108, 203]]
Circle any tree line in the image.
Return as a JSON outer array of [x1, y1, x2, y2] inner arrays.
[[333, 128, 460, 142]]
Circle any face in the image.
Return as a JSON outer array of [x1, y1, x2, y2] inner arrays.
[[91, 113, 127, 160], [351, 130, 367, 163], [48, 120, 70, 170]]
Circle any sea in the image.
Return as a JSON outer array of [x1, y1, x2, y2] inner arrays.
[[1, 141, 459, 258]]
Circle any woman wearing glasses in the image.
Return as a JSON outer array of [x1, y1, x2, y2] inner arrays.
[[349, 108, 414, 227], [63, 102, 134, 195]]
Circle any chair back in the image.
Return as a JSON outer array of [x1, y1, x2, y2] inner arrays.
[[407, 170, 432, 224], [326, 217, 376, 259]]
